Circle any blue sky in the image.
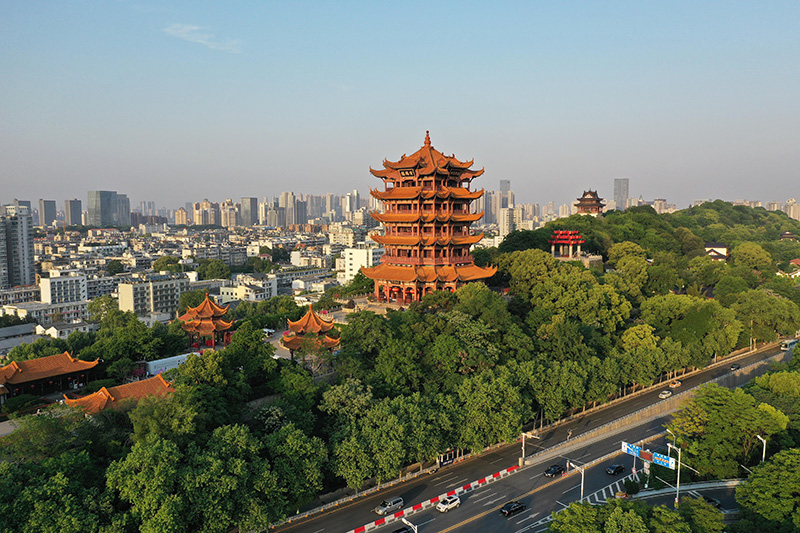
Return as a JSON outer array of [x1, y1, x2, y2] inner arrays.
[[2, 1, 798, 210]]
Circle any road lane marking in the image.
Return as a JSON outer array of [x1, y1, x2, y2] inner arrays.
[[489, 456, 505, 464], [516, 511, 540, 523], [561, 484, 580, 494], [434, 476, 466, 487], [483, 495, 507, 506], [416, 518, 435, 527], [470, 491, 497, 503]]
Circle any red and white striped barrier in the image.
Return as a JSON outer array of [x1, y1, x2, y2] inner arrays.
[[346, 465, 520, 533]]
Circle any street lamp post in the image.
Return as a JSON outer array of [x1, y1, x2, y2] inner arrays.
[[666, 428, 676, 449], [567, 460, 586, 502], [668, 442, 682, 508], [756, 435, 767, 463]]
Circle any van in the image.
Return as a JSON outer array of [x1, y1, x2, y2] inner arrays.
[[780, 339, 798, 351], [374, 496, 404, 515]]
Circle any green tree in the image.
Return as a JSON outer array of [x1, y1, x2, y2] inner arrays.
[[106, 259, 125, 275], [197, 259, 231, 280], [731, 242, 773, 270], [666, 384, 789, 478], [735, 448, 800, 530], [153, 255, 182, 273], [733, 289, 800, 343]]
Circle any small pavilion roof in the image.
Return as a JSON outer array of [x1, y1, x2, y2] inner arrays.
[[64, 374, 174, 414], [287, 305, 336, 334], [0, 352, 99, 386], [178, 293, 229, 322]]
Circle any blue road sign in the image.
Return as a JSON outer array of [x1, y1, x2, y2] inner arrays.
[[652, 451, 677, 470], [621, 442, 641, 457]]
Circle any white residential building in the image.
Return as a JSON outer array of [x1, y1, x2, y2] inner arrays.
[[343, 245, 385, 283], [39, 269, 88, 304]]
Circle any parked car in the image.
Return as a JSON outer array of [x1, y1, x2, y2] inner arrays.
[[730, 363, 741, 371], [436, 495, 461, 512], [606, 464, 625, 475], [374, 496, 404, 515], [658, 390, 673, 399], [544, 464, 565, 477], [499, 500, 526, 517], [668, 380, 682, 388]]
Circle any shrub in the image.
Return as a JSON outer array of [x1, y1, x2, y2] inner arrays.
[[1, 394, 41, 414]]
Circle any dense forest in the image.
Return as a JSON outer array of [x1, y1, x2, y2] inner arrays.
[[2, 202, 800, 532]]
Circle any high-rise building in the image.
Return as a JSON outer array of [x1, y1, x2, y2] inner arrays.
[[0, 205, 35, 289], [174, 207, 190, 226], [88, 190, 118, 226], [65, 199, 82, 226], [115, 194, 131, 226], [613, 178, 629, 211], [192, 199, 220, 226], [498, 205, 523, 239], [38, 199, 57, 227], [241, 197, 258, 226]]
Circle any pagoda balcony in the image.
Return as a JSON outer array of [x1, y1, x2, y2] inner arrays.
[[382, 255, 474, 267]]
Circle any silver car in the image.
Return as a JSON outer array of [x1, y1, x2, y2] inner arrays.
[[374, 496, 404, 515]]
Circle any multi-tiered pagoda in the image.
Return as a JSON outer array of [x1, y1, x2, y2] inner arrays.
[[363, 132, 496, 303], [178, 294, 233, 348]]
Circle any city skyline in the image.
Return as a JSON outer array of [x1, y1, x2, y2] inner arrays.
[[2, 2, 799, 209]]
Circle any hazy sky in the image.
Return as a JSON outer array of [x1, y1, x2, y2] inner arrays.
[[2, 1, 798, 211]]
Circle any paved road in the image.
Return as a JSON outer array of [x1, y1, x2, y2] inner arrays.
[[273, 342, 784, 533]]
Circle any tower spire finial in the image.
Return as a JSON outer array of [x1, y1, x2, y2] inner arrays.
[[424, 130, 431, 147]]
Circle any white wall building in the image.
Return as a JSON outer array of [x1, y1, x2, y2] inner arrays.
[[342, 245, 384, 283], [39, 269, 88, 304]]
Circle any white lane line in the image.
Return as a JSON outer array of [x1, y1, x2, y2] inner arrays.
[[516, 511, 540, 523], [562, 484, 580, 494], [471, 491, 498, 503], [489, 456, 506, 463], [434, 476, 466, 487], [483, 495, 508, 506], [416, 518, 435, 527]]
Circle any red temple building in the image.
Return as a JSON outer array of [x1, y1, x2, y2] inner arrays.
[[64, 374, 174, 414], [178, 294, 233, 348], [574, 190, 606, 216], [549, 230, 585, 259], [363, 132, 496, 303], [0, 352, 99, 404], [281, 305, 340, 356]]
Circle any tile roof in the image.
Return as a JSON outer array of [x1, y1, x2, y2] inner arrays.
[[0, 352, 99, 385], [63, 374, 174, 414]]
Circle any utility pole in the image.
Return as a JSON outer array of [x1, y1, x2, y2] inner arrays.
[[668, 443, 682, 508]]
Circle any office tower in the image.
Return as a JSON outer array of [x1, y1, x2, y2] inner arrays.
[[0, 205, 35, 289], [241, 197, 258, 226], [294, 200, 308, 226], [65, 199, 82, 226], [88, 190, 117, 226], [38, 199, 57, 227], [498, 205, 523, 239], [613, 178, 629, 211], [115, 194, 131, 225]]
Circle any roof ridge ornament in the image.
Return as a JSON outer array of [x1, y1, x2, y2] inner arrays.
[[424, 130, 431, 147]]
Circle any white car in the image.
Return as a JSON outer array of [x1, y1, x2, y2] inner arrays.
[[658, 390, 673, 399], [436, 495, 461, 512]]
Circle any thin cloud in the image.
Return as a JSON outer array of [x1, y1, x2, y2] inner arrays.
[[163, 24, 242, 53]]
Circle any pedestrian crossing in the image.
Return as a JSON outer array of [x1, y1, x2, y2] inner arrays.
[[520, 473, 640, 532]]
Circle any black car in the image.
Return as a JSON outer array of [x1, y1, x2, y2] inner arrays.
[[500, 500, 526, 517], [544, 464, 565, 477], [392, 527, 413, 533], [606, 464, 625, 475], [730, 363, 741, 371]]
